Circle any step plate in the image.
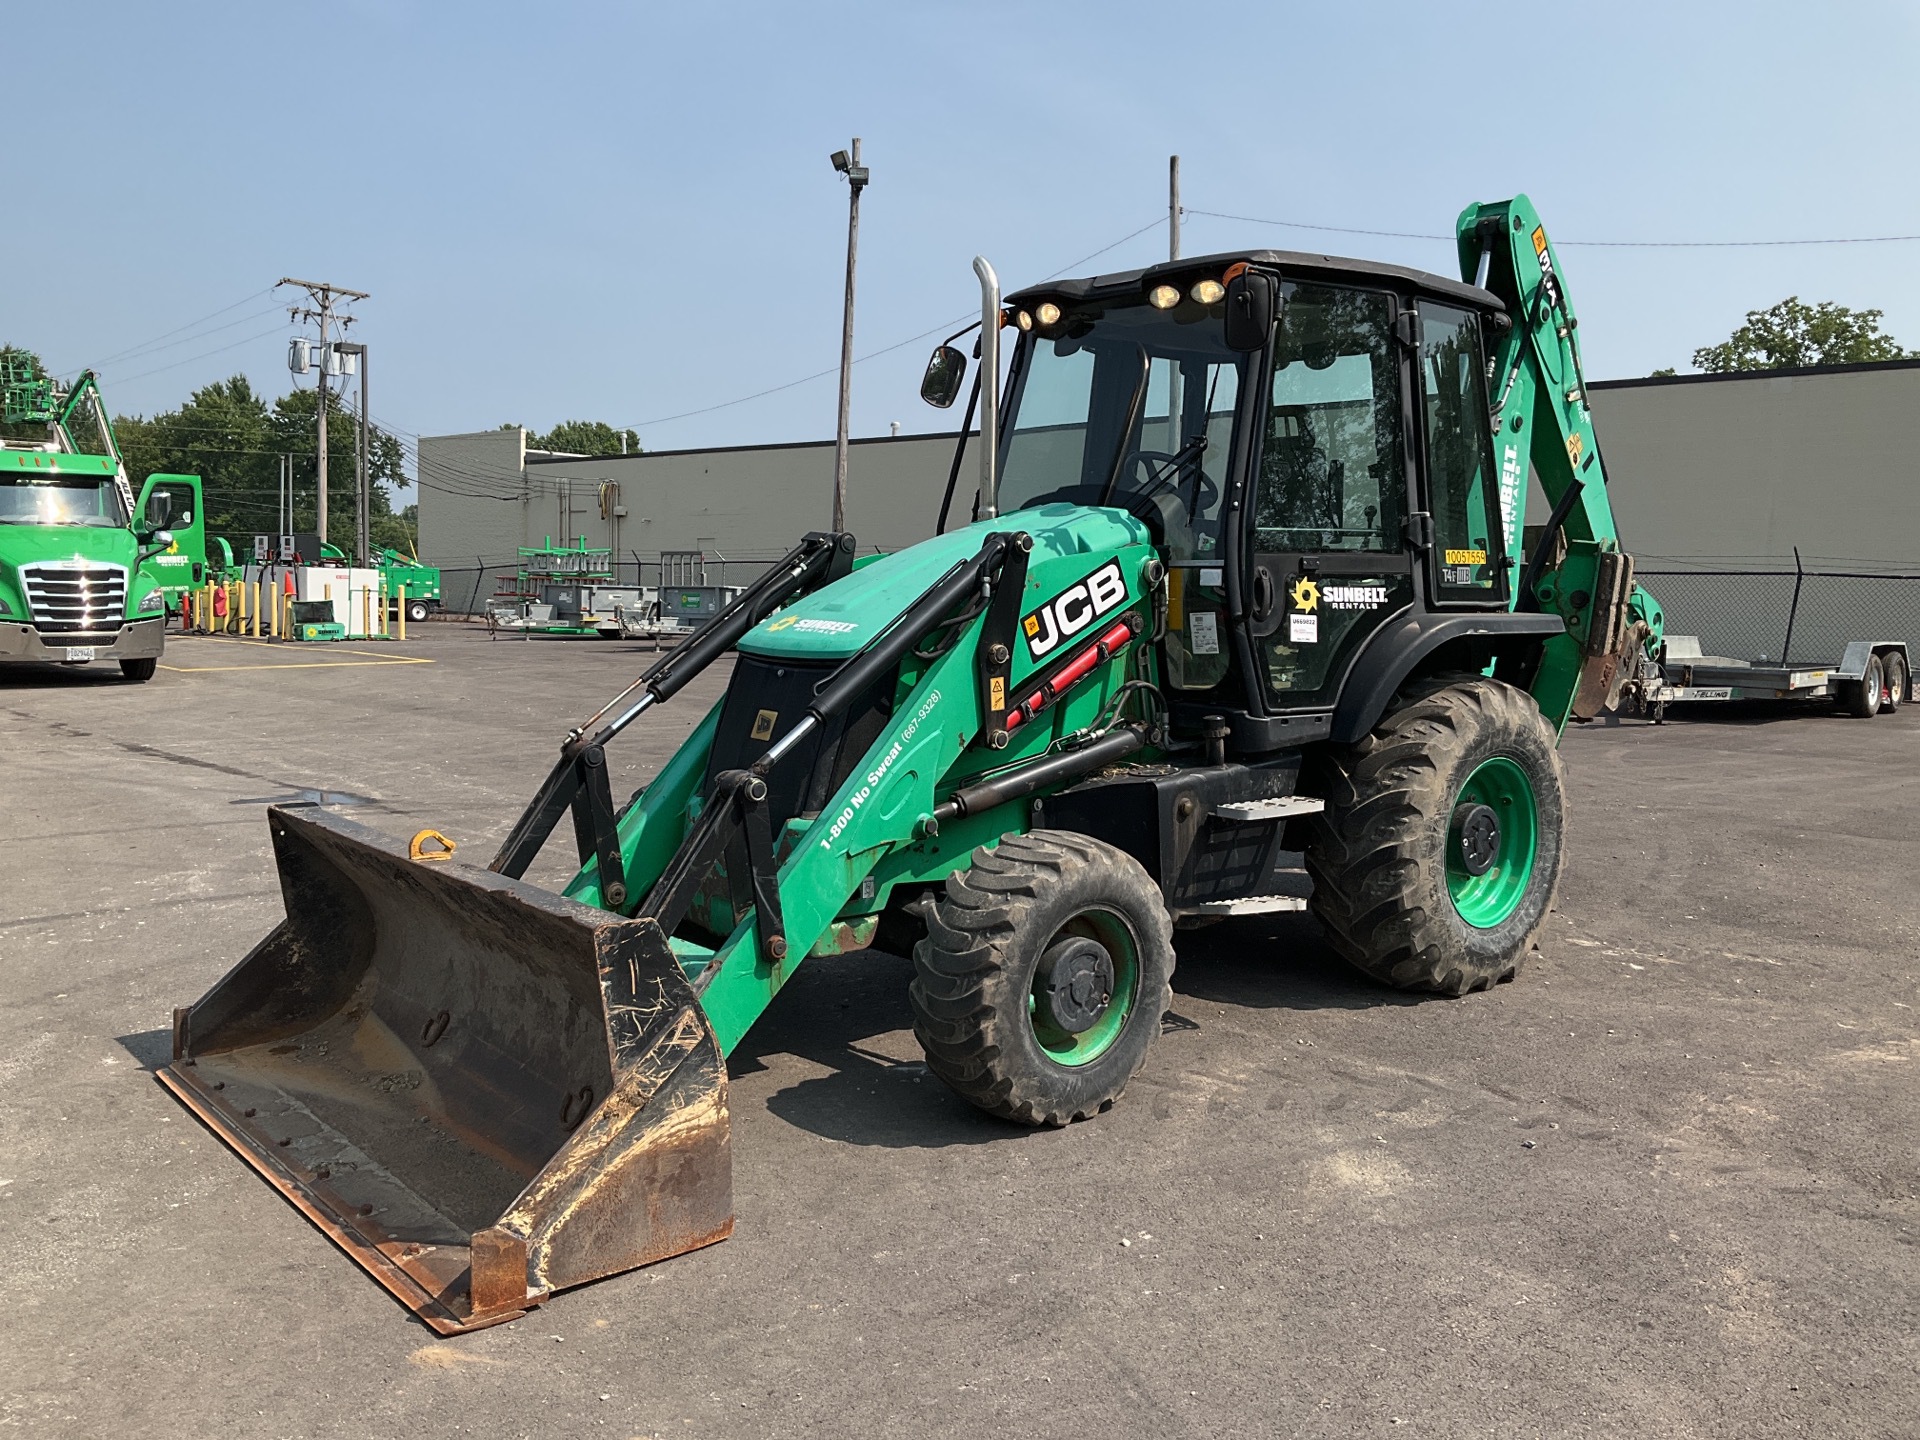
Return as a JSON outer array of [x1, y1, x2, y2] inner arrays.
[[1184, 894, 1310, 916], [1213, 796, 1325, 821]]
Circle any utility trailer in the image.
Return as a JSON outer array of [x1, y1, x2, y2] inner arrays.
[[1649, 638, 1911, 719]]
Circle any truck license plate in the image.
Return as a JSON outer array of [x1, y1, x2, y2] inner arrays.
[[64, 646, 95, 661]]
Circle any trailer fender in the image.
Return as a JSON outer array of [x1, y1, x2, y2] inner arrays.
[[1331, 612, 1566, 743], [1835, 640, 1909, 681]]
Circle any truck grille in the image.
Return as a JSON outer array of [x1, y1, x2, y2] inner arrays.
[[23, 561, 127, 633]]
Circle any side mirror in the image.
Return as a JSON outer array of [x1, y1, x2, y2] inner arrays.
[[920, 344, 968, 409], [144, 492, 172, 530], [1224, 271, 1279, 353]]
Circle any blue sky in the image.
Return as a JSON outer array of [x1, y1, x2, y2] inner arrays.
[[6, 1, 1918, 502]]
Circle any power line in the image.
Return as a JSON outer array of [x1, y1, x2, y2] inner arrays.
[[1183, 208, 1920, 250], [108, 324, 291, 387], [46, 288, 280, 377], [617, 215, 1170, 433]]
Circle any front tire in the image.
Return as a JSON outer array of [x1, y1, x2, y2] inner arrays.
[[406, 599, 431, 624], [120, 657, 157, 683], [910, 830, 1174, 1127], [1305, 677, 1566, 995]]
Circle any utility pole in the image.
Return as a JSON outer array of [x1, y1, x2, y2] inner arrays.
[[278, 277, 369, 545], [829, 139, 870, 535], [1169, 155, 1182, 261], [334, 342, 372, 565]]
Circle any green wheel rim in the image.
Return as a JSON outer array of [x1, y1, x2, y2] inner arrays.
[[1028, 907, 1140, 1066], [1446, 756, 1538, 929]]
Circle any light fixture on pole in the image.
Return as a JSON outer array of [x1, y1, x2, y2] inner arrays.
[[829, 139, 870, 535]]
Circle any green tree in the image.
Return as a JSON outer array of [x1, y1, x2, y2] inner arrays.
[[526, 419, 642, 456], [117, 376, 414, 560], [1692, 297, 1908, 372]]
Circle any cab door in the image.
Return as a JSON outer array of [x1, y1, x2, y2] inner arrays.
[[1244, 281, 1415, 711], [1414, 302, 1510, 607]]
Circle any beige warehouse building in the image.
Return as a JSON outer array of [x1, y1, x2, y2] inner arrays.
[[419, 360, 1920, 655]]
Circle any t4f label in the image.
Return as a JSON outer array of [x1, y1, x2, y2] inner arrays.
[[1022, 558, 1127, 660]]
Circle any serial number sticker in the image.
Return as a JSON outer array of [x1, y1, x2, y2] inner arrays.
[[1444, 548, 1487, 566], [1188, 611, 1220, 655], [64, 647, 95, 661], [1288, 613, 1318, 644]]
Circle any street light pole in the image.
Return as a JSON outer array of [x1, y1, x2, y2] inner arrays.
[[334, 342, 372, 566], [830, 138, 870, 535]]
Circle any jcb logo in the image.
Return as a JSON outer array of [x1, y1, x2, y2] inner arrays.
[[1022, 558, 1127, 660]]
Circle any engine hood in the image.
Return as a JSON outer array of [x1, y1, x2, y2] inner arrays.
[[739, 505, 1150, 662]]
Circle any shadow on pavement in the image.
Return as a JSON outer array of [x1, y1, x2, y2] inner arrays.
[[736, 947, 1024, 1149], [1171, 911, 1422, 1012], [117, 1027, 173, 1071]]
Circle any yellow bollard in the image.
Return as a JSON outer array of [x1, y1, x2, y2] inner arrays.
[[397, 584, 407, 642], [251, 579, 261, 638]]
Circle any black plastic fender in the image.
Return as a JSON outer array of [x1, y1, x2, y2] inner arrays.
[[1331, 611, 1566, 743]]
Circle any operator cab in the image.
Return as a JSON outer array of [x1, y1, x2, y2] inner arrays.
[[932, 248, 1518, 755]]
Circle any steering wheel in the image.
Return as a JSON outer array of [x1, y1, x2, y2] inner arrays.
[[1119, 449, 1218, 522]]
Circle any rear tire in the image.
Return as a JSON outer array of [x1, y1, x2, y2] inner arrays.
[[910, 830, 1174, 1127], [1304, 677, 1565, 995], [1841, 655, 1884, 718], [1880, 651, 1906, 713], [120, 657, 157, 683]]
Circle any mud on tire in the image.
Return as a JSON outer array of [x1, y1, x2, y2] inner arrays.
[[1304, 677, 1565, 996], [910, 830, 1174, 1127]]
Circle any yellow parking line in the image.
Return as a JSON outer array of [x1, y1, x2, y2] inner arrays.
[[184, 636, 421, 661], [161, 656, 435, 672]]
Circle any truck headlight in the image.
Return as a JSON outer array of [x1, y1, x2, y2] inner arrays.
[[137, 590, 165, 614]]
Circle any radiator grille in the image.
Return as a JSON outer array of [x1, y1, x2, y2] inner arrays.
[[23, 562, 127, 633]]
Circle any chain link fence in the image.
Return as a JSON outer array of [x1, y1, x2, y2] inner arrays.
[[1640, 557, 1920, 664], [426, 552, 798, 619]]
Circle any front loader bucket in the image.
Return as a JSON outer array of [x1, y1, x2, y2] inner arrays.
[[158, 804, 731, 1333]]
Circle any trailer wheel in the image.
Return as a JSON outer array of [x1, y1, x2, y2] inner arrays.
[[1881, 651, 1907, 712], [1840, 655, 1884, 718], [1304, 677, 1565, 996], [910, 830, 1174, 1127], [406, 599, 431, 624], [119, 658, 157, 683]]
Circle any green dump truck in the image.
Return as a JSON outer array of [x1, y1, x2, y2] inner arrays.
[[1, 364, 191, 682]]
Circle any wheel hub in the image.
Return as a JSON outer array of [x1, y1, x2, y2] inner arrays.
[[1450, 802, 1501, 877], [1034, 937, 1115, 1035]]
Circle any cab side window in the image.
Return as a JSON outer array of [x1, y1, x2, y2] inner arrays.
[[1255, 284, 1403, 555], [1419, 304, 1504, 599]]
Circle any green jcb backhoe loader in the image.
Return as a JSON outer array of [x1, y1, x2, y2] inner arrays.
[[160, 195, 1660, 1332]]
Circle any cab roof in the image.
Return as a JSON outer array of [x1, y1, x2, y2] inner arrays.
[[1008, 247, 1502, 314], [0, 449, 116, 475]]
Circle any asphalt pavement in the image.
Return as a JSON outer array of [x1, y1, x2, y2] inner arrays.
[[2, 625, 1914, 1438]]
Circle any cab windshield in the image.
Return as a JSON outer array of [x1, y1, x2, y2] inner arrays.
[[0, 476, 131, 528], [997, 293, 1245, 563]]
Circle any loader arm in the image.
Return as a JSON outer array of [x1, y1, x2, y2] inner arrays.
[[1456, 195, 1656, 728]]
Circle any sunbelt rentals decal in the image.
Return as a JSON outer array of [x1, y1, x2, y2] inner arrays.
[[1022, 557, 1127, 660]]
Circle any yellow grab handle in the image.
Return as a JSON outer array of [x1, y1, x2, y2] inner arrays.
[[408, 829, 457, 863]]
